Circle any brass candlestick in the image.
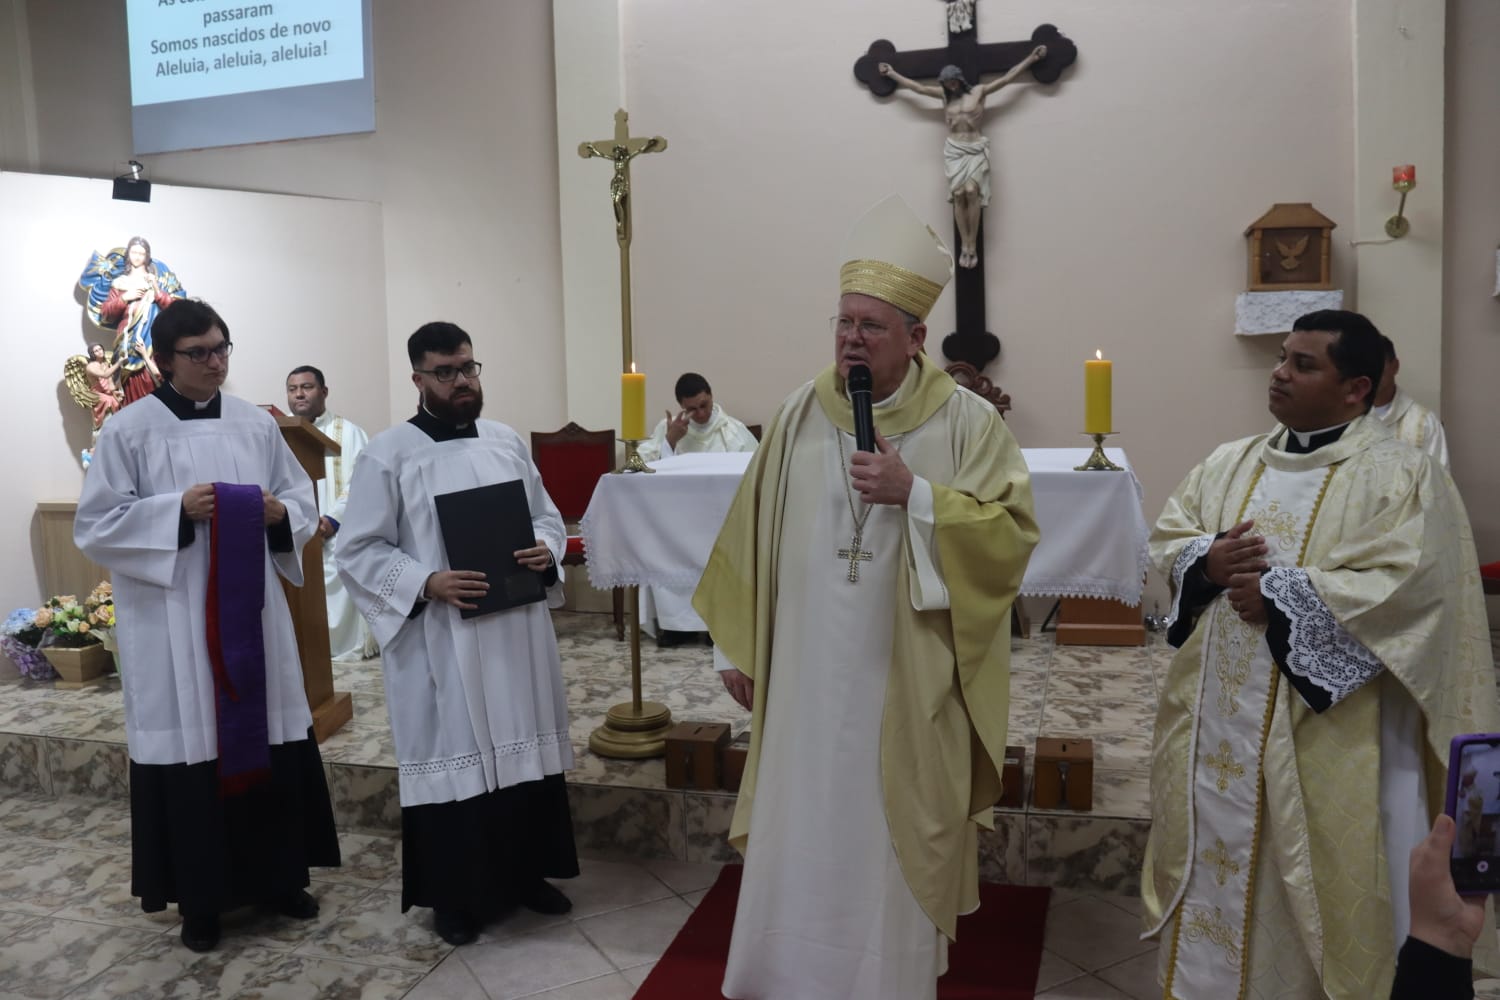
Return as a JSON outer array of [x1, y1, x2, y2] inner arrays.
[[617, 439, 655, 474], [1075, 432, 1124, 471], [588, 585, 673, 758]]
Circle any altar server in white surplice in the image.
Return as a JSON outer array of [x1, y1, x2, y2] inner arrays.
[[636, 372, 758, 643], [285, 365, 376, 661], [75, 299, 340, 955], [1371, 335, 1449, 469], [1145, 309, 1499, 1000], [336, 321, 578, 949], [695, 196, 1038, 1000]]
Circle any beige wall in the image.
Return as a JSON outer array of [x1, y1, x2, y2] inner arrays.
[[11, 0, 568, 436], [616, 0, 1356, 611], [1444, 0, 1500, 562], [5, 0, 1493, 612]]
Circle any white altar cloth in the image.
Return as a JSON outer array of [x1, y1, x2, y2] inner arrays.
[[580, 448, 1149, 606]]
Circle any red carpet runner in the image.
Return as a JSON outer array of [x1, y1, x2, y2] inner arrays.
[[632, 865, 1051, 999]]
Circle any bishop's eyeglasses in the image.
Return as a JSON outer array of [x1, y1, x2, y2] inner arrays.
[[413, 361, 483, 382]]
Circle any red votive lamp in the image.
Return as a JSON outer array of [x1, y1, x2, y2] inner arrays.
[[1393, 165, 1416, 190]]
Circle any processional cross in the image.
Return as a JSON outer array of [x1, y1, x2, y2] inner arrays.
[[852, 2, 1075, 372], [577, 109, 676, 762], [577, 109, 668, 373]]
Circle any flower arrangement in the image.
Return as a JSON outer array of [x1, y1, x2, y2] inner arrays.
[[0, 608, 57, 681], [34, 594, 102, 649], [83, 582, 117, 657]]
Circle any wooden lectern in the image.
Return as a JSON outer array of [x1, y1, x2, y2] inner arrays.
[[273, 414, 354, 742]]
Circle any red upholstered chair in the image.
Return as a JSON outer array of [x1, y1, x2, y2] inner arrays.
[[531, 423, 625, 639]]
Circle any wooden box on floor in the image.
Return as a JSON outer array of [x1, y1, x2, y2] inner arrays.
[[664, 722, 730, 790], [999, 744, 1026, 809], [1032, 737, 1093, 811], [720, 730, 752, 792]]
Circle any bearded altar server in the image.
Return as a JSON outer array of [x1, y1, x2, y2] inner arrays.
[[336, 321, 577, 947], [636, 371, 758, 644], [1144, 308, 1499, 999], [1371, 334, 1449, 469], [285, 365, 376, 661], [74, 299, 340, 953], [694, 195, 1039, 1000]]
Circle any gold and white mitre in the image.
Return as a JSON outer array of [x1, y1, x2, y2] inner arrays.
[[838, 194, 954, 321]]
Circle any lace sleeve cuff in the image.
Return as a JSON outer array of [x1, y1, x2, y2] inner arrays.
[[1261, 567, 1385, 713], [1165, 535, 1218, 648]]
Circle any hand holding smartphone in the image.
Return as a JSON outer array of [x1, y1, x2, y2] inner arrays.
[[1443, 733, 1500, 895]]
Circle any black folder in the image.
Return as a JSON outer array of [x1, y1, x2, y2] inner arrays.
[[433, 479, 546, 619]]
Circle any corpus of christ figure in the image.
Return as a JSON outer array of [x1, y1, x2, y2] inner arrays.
[[852, 14, 1075, 372], [880, 47, 1045, 269], [578, 109, 668, 247]]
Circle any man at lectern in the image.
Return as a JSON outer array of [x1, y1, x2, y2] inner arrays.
[[74, 299, 341, 953], [285, 364, 376, 661], [336, 321, 578, 947]]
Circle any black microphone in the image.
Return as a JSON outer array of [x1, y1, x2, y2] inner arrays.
[[848, 364, 876, 454]]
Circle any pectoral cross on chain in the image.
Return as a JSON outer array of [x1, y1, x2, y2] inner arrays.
[[838, 534, 873, 583]]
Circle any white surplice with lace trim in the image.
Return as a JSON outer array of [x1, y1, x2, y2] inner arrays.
[[335, 420, 573, 807]]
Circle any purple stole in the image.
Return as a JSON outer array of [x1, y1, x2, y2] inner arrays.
[[205, 483, 271, 794]]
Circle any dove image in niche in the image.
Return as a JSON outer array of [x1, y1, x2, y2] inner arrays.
[[1275, 235, 1309, 270]]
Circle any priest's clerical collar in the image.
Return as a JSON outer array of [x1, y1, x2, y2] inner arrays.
[[1282, 421, 1350, 454], [153, 382, 222, 420], [409, 404, 478, 441]]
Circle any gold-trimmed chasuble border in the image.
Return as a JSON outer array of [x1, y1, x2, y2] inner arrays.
[[1163, 460, 1336, 1000]]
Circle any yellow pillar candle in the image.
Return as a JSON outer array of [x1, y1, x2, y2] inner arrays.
[[1084, 351, 1112, 434], [621, 367, 647, 440]]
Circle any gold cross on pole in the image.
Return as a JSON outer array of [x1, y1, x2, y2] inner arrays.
[[578, 109, 668, 250], [1199, 837, 1241, 887], [837, 534, 873, 583], [577, 109, 667, 375], [1203, 740, 1245, 793]]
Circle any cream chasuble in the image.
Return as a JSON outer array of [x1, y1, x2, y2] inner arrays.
[[1145, 415, 1499, 999], [1373, 388, 1449, 469], [313, 410, 376, 661], [695, 358, 1038, 999]]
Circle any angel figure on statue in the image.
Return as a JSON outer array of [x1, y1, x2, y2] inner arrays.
[[64, 344, 124, 430], [78, 236, 185, 406], [880, 47, 1046, 268]]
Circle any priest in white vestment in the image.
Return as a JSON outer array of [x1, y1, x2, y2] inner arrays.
[[636, 372, 758, 642], [1371, 334, 1449, 468], [1144, 309, 1499, 999], [336, 321, 577, 948], [285, 365, 376, 660], [75, 300, 340, 954], [694, 196, 1039, 1000]]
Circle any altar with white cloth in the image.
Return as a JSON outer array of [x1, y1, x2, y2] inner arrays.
[[580, 449, 1150, 644]]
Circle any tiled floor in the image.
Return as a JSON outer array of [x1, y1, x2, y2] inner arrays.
[[0, 610, 1175, 997], [0, 789, 1161, 999]]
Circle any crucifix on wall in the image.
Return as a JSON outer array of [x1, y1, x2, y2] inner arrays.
[[853, 5, 1075, 376]]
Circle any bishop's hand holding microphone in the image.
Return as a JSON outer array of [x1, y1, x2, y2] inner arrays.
[[846, 364, 914, 507]]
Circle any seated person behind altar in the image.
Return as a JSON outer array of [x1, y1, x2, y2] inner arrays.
[[285, 365, 376, 662], [694, 195, 1038, 1000], [636, 372, 758, 647], [74, 299, 341, 953], [1144, 309, 1497, 997]]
